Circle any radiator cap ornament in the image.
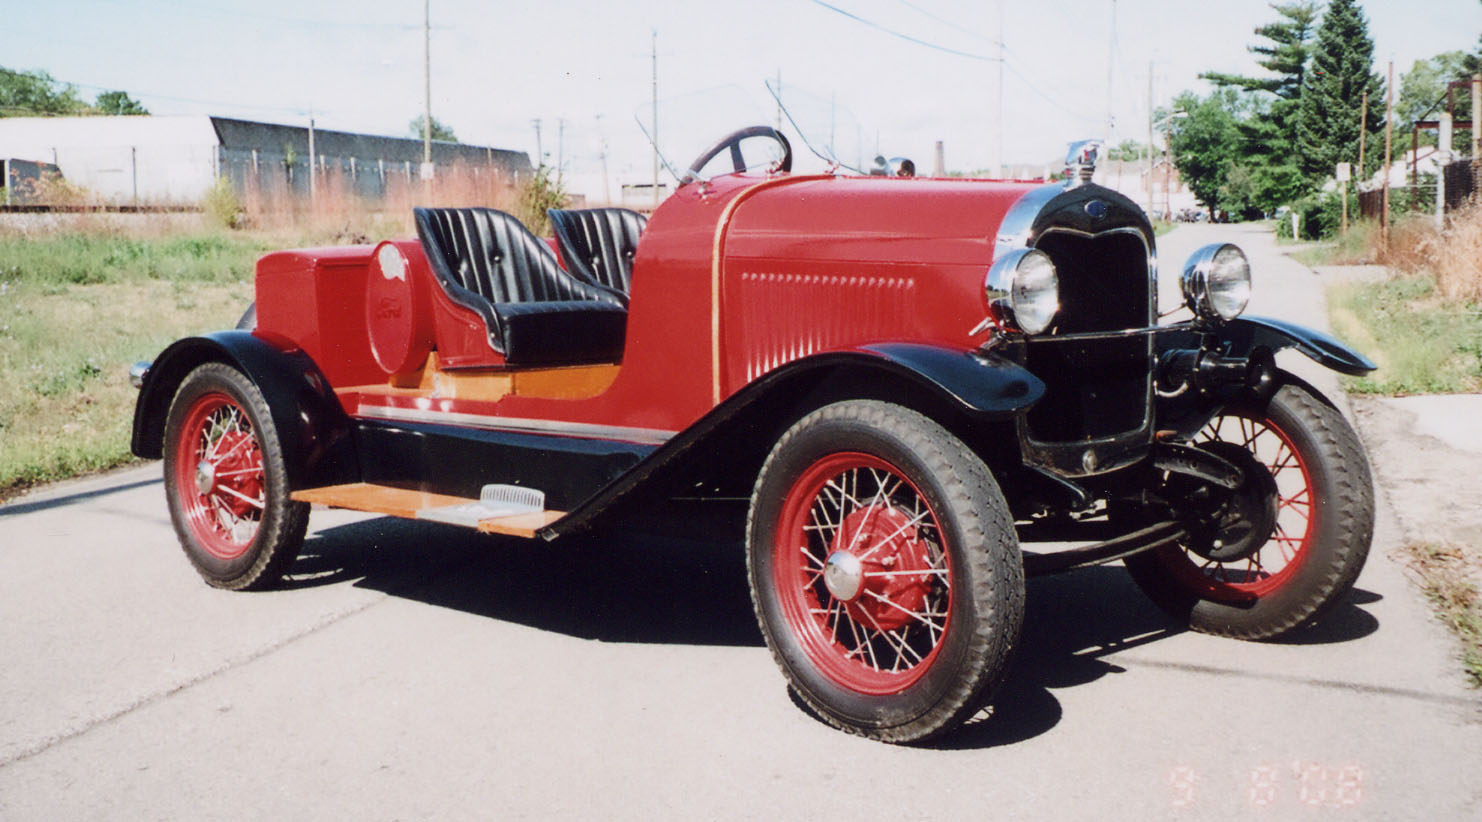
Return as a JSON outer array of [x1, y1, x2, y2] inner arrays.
[[1064, 140, 1103, 188]]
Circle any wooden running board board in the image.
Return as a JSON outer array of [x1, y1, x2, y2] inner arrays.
[[290, 483, 564, 538]]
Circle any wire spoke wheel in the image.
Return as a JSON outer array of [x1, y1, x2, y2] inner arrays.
[[174, 392, 266, 559], [1169, 413, 1313, 599], [163, 362, 309, 590], [778, 453, 952, 693], [1125, 381, 1373, 640], [747, 401, 1022, 742]]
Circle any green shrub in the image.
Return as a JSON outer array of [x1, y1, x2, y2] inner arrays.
[[202, 176, 243, 229], [516, 166, 568, 237], [1277, 189, 1344, 240]]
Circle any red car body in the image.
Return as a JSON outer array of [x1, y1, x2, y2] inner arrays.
[[130, 131, 1377, 742]]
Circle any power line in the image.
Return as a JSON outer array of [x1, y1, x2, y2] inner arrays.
[[1001, 59, 1102, 124], [807, 0, 999, 62], [892, 0, 999, 44]]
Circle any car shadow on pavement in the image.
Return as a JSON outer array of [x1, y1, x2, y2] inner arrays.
[[287, 514, 765, 647], [284, 515, 1382, 749], [934, 570, 1380, 750]]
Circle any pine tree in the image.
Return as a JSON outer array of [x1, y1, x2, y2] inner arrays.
[[1195, 3, 1321, 212], [1293, 0, 1385, 181], [1202, 1, 1319, 101]]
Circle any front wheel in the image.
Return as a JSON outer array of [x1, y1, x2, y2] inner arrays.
[[162, 362, 308, 590], [746, 401, 1024, 743], [1124, 381, 1374, 639]]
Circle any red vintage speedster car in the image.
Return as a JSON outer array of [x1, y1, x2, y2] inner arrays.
[[130, 128, 1375, 743]]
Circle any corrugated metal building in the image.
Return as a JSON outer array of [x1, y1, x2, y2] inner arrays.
[[0, 115, 532, 205]]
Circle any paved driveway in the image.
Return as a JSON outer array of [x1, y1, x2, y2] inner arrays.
[[1, 224, 1478, 819]]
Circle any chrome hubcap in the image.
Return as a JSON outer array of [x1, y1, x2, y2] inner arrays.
[[195, 461, 216, 495], [823, 550, 864, 601]]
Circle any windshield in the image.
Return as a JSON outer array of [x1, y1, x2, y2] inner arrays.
[[633, 85, 787, 184], [766, 79, 872, 175]]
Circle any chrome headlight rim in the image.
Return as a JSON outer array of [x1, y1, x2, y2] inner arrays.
[[985, 248, 1060, 335], [1180, 242, 1251, 322]]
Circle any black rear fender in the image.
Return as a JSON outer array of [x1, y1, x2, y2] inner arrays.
[[130, 331, 357, 489]]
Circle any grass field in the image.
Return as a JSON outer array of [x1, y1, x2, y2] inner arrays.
[[0, 230, 265, 498], [1328, 274, 1482, 395]]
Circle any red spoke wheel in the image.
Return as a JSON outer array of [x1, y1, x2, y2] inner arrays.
[[173, 391, 266, 559], [1125, 381, 1374, 639], [163, 362, 308, 590], [747, 401, 1023, 743]]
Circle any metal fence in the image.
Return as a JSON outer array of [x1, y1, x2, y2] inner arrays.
[[1358, 159, 1478, 220]]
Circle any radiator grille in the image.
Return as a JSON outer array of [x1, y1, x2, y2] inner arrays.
[[1023, 228, 1153, 443]]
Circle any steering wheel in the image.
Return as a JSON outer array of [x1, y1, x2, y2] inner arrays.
[[681, 125, 792, 185]]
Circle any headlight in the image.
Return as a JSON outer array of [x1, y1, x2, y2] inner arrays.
[[985, 248, 1060, 335], [1180, 243, 1251, 321]]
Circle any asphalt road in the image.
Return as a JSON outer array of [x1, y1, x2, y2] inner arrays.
[[3, 224, 1480, 820]]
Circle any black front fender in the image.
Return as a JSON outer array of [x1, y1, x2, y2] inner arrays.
[[130, 331, 357, 488], [541, 343, 1042, 539], [1215, 315, 1376, 376]]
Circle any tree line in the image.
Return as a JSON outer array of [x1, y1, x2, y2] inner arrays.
[[1160, 0, 1480, 233], [0, 66, 149, 117]]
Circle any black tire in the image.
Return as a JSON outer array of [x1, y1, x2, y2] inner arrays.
[[1124, 381, 1373, 639], [746, 400, 1024, 743], [162, 362, 308, 590]]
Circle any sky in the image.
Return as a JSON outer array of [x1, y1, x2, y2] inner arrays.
[[5, 0, 1480, 197]]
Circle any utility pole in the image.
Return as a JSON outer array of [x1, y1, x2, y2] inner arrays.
[[996, 0, 1005, 178], [557, 117, 566, 187], [1472, 75, 1480, 195], [596, 114, 611, 205], [1382, 61, 1394, 251], [1164, 123, 1172, 221], [308, 115, 317, 206], [1436, 112, 1452, 230], [775, 68, 783, 131], [1106, 0, 1117, 142], [1357, 90, 1368, 180], [422, 0, 432, 175], [1146, 61, 1154, 214], [651, 29, 659, 210]]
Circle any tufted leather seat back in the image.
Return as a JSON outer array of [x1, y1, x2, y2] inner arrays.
[[414, 207, 625, 307], [412, 207, 628, 366], [547, 208, 647, 301]]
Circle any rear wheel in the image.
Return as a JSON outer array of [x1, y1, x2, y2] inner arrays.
[[163, 362, 308, 590], [1124, 382, 1373, 639], [746, 401, 1023, 743]]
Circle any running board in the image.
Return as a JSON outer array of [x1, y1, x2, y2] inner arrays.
[[289, 483, 564, 538], [1021, 520, 1187, 576]]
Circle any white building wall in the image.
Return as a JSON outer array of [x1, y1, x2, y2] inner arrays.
[[0, 115, 221, 203]]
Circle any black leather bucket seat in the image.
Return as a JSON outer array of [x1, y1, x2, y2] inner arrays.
[[547, 208, 648, 305], [414, 207, 627, 366]]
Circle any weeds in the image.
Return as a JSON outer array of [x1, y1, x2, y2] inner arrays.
[[516, 166, 568, 237], [1290, 219, 1379, 266], [1329, 275, 1482, 394], [202, 176, 243, 229], [238, 160, 520, 239], [0, 231, 267, 286], [1403, 543, 1482, 687], [0, 162, 550, 498], [0, 233, 257, 499]]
